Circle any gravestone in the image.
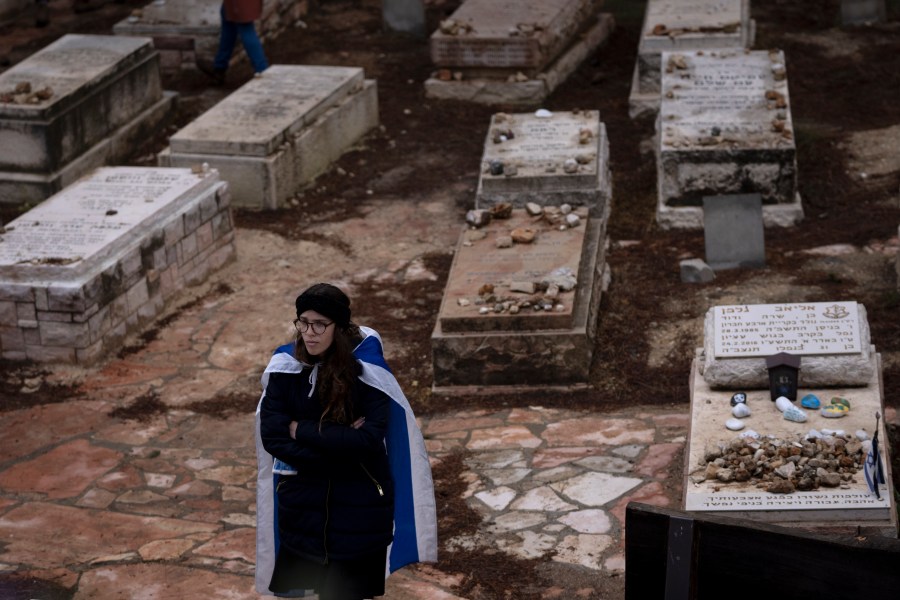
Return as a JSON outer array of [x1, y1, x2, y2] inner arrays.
[[701, 302, 875, 388], [113, 0, 312, 74], [432, 207, 609, 391], [0, 167, 236, 364], [159, 65, 378, 209], [684, 301, 895, 533], [383, 0, 425, 37], [656, 49, 803, 230], [702, 194, 765, 270], [629, 0, 756, 118], [425, 0, 615, 106], [841, 0, 887, 25], [0, 35, 176, 207], [476, 110, 611, 216]]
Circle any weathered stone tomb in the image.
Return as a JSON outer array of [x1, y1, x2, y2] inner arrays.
[[0, 34, 176, 206], [0, 167, 235, 364], [476, 110, 611, 217], [630, 0, 755, 118], [159, 65, 377, 209], [425, 0, 614, 106], [656, 49, 803, 229]]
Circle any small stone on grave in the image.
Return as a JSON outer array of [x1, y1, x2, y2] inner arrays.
[[466, 209, 492, 227], [525, 202, 543, 216], [510, 281, 535, 294], [496, 235, 513, 248], [511, 228, 536, 243], [679, 258, 715, 283], [491, 202, 513, 219]]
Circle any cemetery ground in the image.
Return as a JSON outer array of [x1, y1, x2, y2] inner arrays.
[[2, 0, 900, 598]]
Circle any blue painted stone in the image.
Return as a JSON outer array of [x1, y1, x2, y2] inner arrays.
[[783, 406, 807, 423], [800, 394, 821, 409]]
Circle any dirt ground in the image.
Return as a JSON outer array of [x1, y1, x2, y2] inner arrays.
[[2, 0, 900, 598]]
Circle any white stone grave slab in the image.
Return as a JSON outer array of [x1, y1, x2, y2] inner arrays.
[[476, 110, 611, 216], [159, 65, 378, 209], [701, 302, 875, 388], [0, 34, 176, 206], [425, 0, 614, 107], [629, 0, 755, 118], [0, 167, 235, 364], [656, 49, 803, 229], [684, 357, 895, 532]]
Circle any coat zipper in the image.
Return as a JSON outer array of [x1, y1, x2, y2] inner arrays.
[[360, 463, 384, 497], [323, 479, 331, 564]]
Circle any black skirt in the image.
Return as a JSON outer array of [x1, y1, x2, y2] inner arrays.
[[269, 544, 387, 600]]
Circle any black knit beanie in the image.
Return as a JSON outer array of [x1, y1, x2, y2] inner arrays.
[[294, 283, 351, 328]]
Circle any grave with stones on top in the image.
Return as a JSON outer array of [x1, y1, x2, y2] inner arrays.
[[158, 65, 378, 210], [424, 0, 615, 106], [432, 110, 612, 391], [0, 166, 235, 364], [684, 301, 896, 535], [656, 48, 803, 230], [0, 34, 177, 207], [476, 109, 611, 216], [629, 0, 756, 118], [113, 0, 312, 75]]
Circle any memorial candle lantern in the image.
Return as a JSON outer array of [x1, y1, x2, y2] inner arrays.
[[765, 352, 800, 402]]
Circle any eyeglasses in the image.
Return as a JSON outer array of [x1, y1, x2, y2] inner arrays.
[[293, 318, 333, 335]]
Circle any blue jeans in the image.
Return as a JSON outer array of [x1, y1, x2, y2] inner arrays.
[[213, 5, 269, 73]]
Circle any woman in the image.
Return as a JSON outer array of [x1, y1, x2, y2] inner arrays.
[[256, 283, 437, 598]]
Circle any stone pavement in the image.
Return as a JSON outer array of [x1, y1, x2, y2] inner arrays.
[[0, 386, 696, 598], [6, 382, 891, 598]]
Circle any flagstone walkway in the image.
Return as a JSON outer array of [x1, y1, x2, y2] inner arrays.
[[1, 390, 891, 598]]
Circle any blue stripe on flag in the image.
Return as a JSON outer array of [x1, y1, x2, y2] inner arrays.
[[274, 342, 294, 356], [355, 335, 392, 372], [386, 400, 418, 570]]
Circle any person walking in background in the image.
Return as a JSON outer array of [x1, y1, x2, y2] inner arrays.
[[255, 283, 438, 598], [200, 0, 269, 84]]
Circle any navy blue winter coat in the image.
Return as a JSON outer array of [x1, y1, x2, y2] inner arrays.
[[259, 367, 395, 562]]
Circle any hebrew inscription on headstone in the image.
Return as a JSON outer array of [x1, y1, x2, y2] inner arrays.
[[712, 302, 862, 358]]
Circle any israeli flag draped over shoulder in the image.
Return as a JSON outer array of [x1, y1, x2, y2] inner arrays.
[[254, 326, 439, 594]]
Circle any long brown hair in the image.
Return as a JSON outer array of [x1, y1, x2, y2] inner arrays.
[[293, 285, 363, 426]]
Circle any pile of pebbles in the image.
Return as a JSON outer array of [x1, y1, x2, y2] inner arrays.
[[461, 279, 572, 315], [0, 81, 53, 105], [692, 433, 869, 494]]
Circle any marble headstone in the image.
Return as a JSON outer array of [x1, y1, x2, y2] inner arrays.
[[701, 302, 875, 388]]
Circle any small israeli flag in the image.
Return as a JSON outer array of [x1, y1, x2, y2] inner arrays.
[[863, 412, 886, 499]]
